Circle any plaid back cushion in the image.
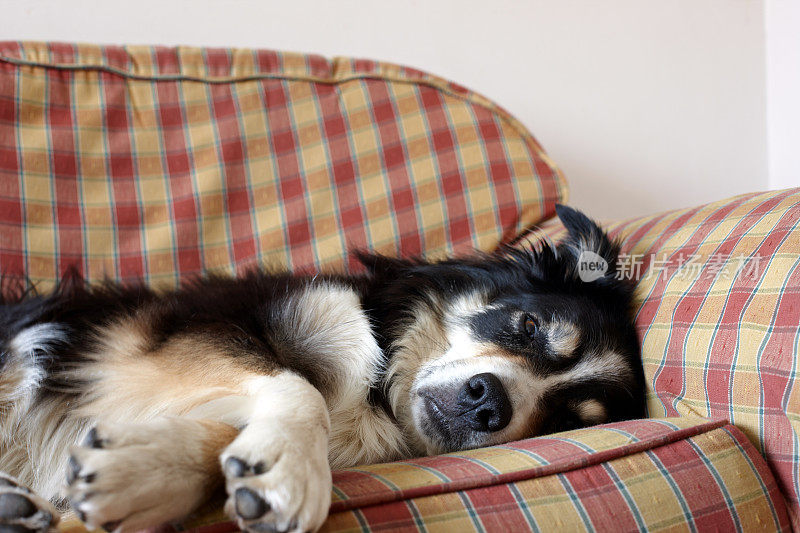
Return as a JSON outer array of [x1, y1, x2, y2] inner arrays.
[[537, 188, 800, 525], [550, 188, 800, 527], [0, 42, 565, 288]]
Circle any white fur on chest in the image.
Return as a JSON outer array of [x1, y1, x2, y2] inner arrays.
[[281, 282, 408, 468]]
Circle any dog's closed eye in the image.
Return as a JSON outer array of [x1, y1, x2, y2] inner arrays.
[[541, 399, 607, 434]]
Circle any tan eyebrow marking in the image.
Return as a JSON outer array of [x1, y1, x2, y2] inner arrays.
[[547, 321, 580, 357]]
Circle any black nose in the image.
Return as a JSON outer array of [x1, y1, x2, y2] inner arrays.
[[457, 373, 512, 432]]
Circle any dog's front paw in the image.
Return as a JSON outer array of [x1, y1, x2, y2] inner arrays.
[[0, 472, 59, 533], [221, 436, 331, 533], [65, 419, 233, 532]]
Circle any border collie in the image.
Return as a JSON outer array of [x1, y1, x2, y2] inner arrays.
[[0, 205, 645, 533]]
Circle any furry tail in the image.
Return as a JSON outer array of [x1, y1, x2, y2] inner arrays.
[[0, 274, 73, 436]]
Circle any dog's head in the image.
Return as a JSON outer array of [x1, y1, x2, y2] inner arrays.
[[361, 205, 646, 455]]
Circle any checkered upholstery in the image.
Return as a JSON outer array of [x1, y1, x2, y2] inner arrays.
[[0, 41, 565, 289], [535, 188, 800, 527], [323, 418, 789, 532], [609, 188, 800, 527]]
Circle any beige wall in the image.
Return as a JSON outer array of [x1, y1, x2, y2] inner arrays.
[[766, 0, 800, 192], [3, 0, 794, 220]]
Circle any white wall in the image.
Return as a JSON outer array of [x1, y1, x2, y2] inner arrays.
[[766, 0, 800, 192], [2, 0, 789, 220]]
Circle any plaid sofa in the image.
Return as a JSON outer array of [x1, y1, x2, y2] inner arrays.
[[1, 42, 798, 532]]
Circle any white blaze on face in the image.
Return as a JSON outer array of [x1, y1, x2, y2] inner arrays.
[[411, 322, 631, 452], [407, 293, 539, 452], [403, 289, 633, 453]]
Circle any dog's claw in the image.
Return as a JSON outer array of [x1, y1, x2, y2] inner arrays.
[[221, 442, 330, 533], [234, 487, 270, 520], [67, 457, 81, 485], [225, 457, 269, 479], [82, 427, 106, 449], [0, 478, 19, 489]]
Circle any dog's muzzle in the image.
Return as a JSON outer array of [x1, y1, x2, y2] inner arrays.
[[421, 372, 513, 436]]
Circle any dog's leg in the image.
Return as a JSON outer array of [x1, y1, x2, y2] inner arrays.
[[0, 472, 59, 533], [65, 418, 238, 532], [220, 372, 332, 533]]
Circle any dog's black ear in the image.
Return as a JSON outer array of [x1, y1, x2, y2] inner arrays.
[[355, 251, 415, 276], [555, 204, 622, 284]]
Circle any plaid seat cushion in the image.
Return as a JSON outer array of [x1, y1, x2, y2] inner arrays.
[[0, 41, 565, 289], [536, 188, 800, 527], [56, 417, 790, 532]]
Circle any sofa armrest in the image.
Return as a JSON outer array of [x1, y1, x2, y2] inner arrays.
[[547, 188, 800, 527]]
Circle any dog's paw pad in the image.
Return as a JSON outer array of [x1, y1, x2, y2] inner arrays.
[[0, 493, 40, 519], [224, 457, 268, 479], [0, 476, 58, 533], [234, 488, 270, 520], [221, 447, 330, 533]]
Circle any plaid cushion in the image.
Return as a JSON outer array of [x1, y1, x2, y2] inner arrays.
[[55, 417, 790, 532], [0, 41, 565, 289], [612, 188, 800, 528], [533, 188, 800, 527]]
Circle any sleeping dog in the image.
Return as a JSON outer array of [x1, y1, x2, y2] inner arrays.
[[0, 205, 645, 533]]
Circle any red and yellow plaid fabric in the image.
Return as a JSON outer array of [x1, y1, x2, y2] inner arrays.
[[56, 417, 792, 532], [524, 189, 800, 530], [324, 418, 789, 532], [601, 188, 800, 527], [0, 41, 565, 289], [534, 189, 800, 526]]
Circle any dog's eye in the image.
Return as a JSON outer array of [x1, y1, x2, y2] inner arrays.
[[522, 314, 538, 339]]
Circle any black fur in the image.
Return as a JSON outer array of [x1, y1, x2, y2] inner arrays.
[[0, 205, 645, 447], [358, 205, 646, 435]]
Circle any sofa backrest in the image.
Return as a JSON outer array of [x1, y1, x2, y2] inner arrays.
[[0, 42, 566, 289]]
